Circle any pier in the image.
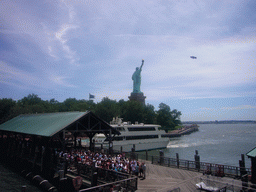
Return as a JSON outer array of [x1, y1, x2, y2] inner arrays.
[[163, 124, 199, 138], [0, 147, 255, 191], [1, 112, 255, 191], [137, 161, 256, 192], [137, 161, 202, 191], [132, 150, 256, 192]]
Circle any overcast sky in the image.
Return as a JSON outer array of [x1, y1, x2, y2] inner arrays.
[[1, 0, 255, 121]]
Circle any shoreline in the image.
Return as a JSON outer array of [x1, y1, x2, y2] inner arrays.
[[163, 124, 199, 138]]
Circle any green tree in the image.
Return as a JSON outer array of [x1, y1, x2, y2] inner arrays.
[[0, 94, 182, 129], [121, 101, 144, 124], [156, 103, 181, 132], [143, 104, 156, 124], [94, 97, 120, 123], [0, 98, 16, 124], [73, 99, 96, 112], [156, 103, 171, 129], [19, 94, 42, 106], [45, 98, 60, 112], [17, 94, 45, 114], [171, 109, 182, 127], [63, 98, 78, 111]]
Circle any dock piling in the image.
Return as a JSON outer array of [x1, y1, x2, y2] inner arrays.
[[195, 150, 200, 171], [176, 153, 179, 168], [159, 150, 164, 165]]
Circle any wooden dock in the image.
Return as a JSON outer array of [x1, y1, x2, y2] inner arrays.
[[136, 161, 245, 192]]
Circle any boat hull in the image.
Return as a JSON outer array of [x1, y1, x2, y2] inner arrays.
[[110, 138, 170, 152]]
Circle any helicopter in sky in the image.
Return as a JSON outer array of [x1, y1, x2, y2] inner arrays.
[[190, 56, 197, 59]]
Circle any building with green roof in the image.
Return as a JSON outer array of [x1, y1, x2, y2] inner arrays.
[[0, 111, 120, 153], [0, 111, 120, 182], [247, 147, 256, 184]]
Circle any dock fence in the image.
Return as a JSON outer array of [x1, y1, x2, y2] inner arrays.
[[118, 151, 251, 180], [79, 177, 137, 192], [66, 158, 138, 192], [148, 155, 251, 179]]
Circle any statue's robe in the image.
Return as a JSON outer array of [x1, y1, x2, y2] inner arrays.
[[132, 69, 142, 93]]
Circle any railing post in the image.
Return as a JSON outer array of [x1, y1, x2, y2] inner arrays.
[[168, 158, 170, 167], [159, 150, 164, 165], [187, 161, 189, 170], [146, 150, 148, 161], [195, 150, 200, 171], [131, 147, 135, 160], [152, 156, 153, 164], [135, 176, 138, 190], [77, 162, 81, 175], [176, 153, 179, 168], [91, 172, 98, 187]]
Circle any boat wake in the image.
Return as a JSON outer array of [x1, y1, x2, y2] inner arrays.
[[167, 139, 219, 148]]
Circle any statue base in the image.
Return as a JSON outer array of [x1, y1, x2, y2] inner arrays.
[[128, 92, 146, 104]]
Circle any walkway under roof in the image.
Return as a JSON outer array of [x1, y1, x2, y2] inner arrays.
[[0, 111, 120, 138]]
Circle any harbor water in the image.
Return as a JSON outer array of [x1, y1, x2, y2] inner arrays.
[[139, 123, 256, 168]]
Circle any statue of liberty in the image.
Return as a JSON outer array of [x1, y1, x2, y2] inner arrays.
[[132, 59, 144, 93]]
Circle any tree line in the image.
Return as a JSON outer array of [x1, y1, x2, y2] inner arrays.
[[0, 94, 182, 132]]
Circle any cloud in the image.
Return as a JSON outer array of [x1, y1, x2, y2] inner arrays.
[[45, 2, 80, 66], [48, 74, 76, 88], [0, 61, 76, 90], [0, 61, 42, 89], [221, 105, 256, 110], [200, 107, 215, 111], [0, 0, 80, 66]]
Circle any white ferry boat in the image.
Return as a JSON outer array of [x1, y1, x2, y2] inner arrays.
[[101, 117, 170, 152]]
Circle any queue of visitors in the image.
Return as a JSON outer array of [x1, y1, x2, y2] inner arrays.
[[58, 149, 146, 179]]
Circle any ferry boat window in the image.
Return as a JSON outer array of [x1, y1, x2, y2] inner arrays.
[[126, 135, 158, 140], [116, 127, 125, 131], [128, 127, 156, 131], [105, 136, 123, 141], [113, 136, 123, 141]]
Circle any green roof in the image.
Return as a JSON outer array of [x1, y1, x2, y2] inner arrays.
[[247, 147, 256, 158], [0, 111, 88, 137]]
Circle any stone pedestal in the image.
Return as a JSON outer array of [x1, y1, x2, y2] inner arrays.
[[128, 92, 146, 104]]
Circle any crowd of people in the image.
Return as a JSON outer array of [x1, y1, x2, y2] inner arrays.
[[58, 149, 146, 179]]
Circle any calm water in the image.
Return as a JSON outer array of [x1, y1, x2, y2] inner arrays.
[[140, 123, 256, 168]]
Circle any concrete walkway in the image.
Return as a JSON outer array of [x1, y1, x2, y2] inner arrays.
[[136, 161, 245, 192], [137, 162, 202, 192]]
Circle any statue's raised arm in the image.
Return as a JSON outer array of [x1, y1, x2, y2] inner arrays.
[[140, 59, 144, 71]]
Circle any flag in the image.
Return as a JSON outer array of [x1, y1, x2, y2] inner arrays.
[[89, 94, 95, 99]]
